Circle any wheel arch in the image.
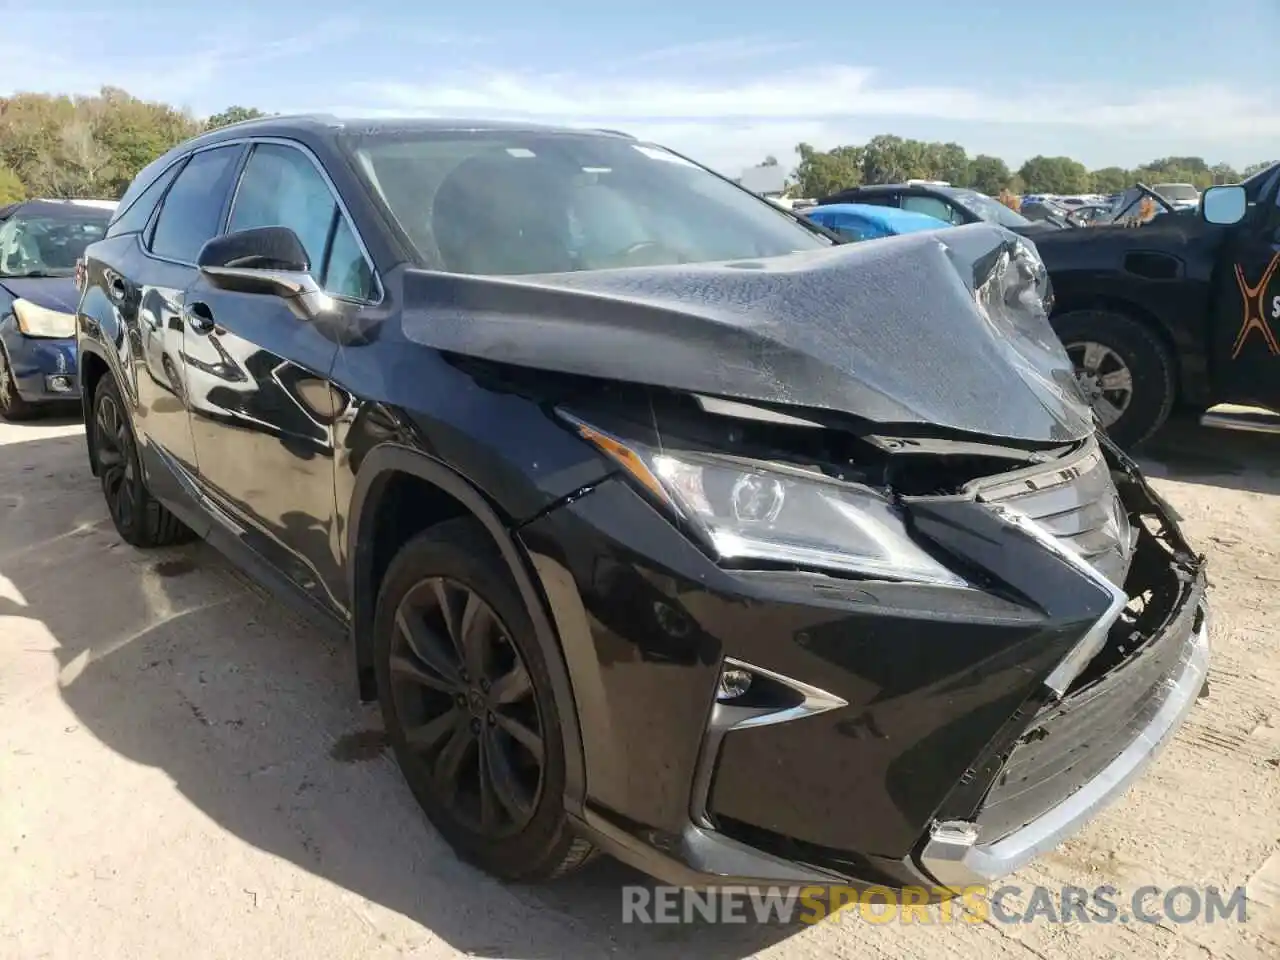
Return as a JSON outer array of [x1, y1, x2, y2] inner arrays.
[[345, 443, 586, 812], [77, 343, 111, 476]]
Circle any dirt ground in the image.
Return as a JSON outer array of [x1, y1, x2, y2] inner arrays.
[[1, 413, 1277, 960]]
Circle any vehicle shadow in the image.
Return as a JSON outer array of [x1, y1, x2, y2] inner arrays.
[[0, 404, 82, 427], [1135, 417, 1280, 498], [0, 432, 802, 958]]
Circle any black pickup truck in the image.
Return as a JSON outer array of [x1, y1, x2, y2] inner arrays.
[[1033, 163, 1280, 447]]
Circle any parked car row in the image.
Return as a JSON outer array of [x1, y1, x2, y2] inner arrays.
[[40, 115, 1223, 896]]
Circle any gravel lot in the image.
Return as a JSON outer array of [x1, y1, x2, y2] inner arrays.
[[1, 414, 1277, 960]]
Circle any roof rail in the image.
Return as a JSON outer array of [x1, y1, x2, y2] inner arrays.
[[594, 128, 636, 139]]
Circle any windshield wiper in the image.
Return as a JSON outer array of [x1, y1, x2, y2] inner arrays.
[[1, 270, 65, 279]]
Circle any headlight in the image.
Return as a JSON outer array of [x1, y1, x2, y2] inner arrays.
[[566, 415, 966, 586], [12, 299, 76, 339]]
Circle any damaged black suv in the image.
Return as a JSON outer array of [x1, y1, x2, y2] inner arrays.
[[77, 116, 1209, 891]]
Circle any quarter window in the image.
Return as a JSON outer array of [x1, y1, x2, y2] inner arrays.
[[149, 146, 242, 262], [324, 217, 375, 300]]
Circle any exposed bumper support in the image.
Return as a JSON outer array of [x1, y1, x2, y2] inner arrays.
[[917, 599, 1210, 889]]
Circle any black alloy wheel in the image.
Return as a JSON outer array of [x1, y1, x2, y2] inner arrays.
[[91, 376, 192, 547], [389, 576, 545, 837], [94, 386, 140, 533], [374, 519, 594, 881]]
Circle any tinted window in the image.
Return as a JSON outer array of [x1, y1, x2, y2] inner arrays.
[[149, 146, 241, 262], [903, 195, 959, 223], [228, 143, 338, 272], [344, 130, 829, 275], [323, 217, 375, 300], [107, 161, 184, 239]]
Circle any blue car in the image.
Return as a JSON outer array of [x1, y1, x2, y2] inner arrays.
[[0, 199, 114, 419], [803, 202, 949, 242]]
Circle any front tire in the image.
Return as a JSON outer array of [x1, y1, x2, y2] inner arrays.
[[0, 346, 37, 421], [1053, 309, 1176, 449], [91, 375, 193, 547], [373, 517, 594, 881]]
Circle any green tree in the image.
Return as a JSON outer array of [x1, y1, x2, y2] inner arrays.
[[1017, 155, 1091, 194], [1090, 167, 1130, 193], [1242, 161, 1274, 177], [204, 106, 268, 131], [792, 142, 863, 198], [1208, 162, 1240, 185], [0, 164, 23, 204], [966, 155, 1011, 195]]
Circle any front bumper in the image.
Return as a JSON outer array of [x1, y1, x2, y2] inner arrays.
[[520, 437, 1207, 890], [0, 326, 79, 402], [920, 592, 1208, 888]]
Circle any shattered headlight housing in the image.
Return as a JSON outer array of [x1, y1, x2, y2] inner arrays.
[[976, 239, 1088, 407], [565, 414, 966, 586]]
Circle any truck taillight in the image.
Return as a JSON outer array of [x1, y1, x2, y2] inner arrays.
[[75, 258, 86, 293]]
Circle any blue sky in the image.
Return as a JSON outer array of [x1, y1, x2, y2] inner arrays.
[[4, 0, 1278, 176]]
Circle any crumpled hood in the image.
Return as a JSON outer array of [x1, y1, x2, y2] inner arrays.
[[399, 222, 1095, 443], [0, 276, 79, 313]]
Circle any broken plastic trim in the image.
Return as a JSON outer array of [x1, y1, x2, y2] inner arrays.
[[692, 395, 825, 428], [985, 502, 1129, 699]]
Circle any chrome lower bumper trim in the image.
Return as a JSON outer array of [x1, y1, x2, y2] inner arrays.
[[918, 600, 1210, 889]]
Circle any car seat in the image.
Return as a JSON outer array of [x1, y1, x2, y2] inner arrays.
[[431, 152, 574, 275]]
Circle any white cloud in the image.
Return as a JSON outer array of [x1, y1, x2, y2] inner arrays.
[[3, 11, 1276, 175], [1, 15, 359, 110], [338, 66, 1280, 173]]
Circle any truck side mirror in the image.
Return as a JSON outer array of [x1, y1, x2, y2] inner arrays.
[[1201, 185, 1247, 226]]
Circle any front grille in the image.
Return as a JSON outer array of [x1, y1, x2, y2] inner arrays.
[[972, 583, 1201, 842], [971, 440, 1133, 587]]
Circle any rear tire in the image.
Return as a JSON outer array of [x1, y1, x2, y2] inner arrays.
[[0, 347, 37, 421], [1053, 309, 1176, 449], [373, 517, 594, 882], [91, 375, 194, 548]]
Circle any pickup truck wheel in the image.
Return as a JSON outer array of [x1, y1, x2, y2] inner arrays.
[[1053, 309, 1175, 448], [373, 517, 595, 882]]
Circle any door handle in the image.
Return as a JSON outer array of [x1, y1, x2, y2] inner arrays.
[[185, 301, 216, 335]]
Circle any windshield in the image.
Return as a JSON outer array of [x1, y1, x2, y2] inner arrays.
[[943, 188, 1032, 228], [344, 130, 831, 275], [0, 209, 111, 278]]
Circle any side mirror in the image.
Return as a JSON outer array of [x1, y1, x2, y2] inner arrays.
[[196, 226, 331, 320], [198, 226, 309, 271], [1201, 185, 1247, 226]]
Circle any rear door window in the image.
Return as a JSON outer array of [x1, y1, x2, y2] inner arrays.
[[107, 160, 186, 239], [149, 145, 243, 263]]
